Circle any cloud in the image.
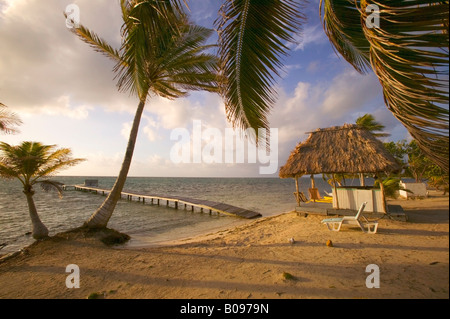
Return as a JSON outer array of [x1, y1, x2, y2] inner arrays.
[[321, 70, 380, 116], [284, 64, 303, 72], [121, 121, 132, 140], [0, 0, 135, 116], [268, 69, 384, 158], [67, 151, 124, 176], [307, 61, 320, 73], [145, 93, 227, 131], [290, 24, 327, 51]]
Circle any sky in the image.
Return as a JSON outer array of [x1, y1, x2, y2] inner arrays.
[[0, 0, 410, 177]]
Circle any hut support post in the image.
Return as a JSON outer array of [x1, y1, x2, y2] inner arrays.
[[310, 175, 316, 188], [295, 176, 301, 207], [333, 174, 340, 210], [377, 175, 388, 214], [359, 173, 366, 187]]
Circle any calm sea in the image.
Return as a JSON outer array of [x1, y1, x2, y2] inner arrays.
[[0, 176, 339, 253]]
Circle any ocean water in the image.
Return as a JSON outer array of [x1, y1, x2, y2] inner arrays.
[[0, 176, 337, 254]]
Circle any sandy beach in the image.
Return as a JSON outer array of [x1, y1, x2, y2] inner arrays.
[[0, 190, 448, 299]]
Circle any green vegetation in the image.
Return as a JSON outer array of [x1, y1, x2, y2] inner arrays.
[[100, 232, 131, 246], [383, 139, 449, 196], [282, 272, 296, 281], [87, 292, 104, 299], [356, 114, 390, 138]]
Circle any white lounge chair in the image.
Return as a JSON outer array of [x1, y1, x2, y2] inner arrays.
[[321, 202, 378, 234]]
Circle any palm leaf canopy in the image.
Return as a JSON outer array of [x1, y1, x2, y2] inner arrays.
[[321, 0, 449, 172], [356, 113, 390, 138], [0, 142, 85, 186], [216, 0, 305, 142], [70, 0, 218, 102]]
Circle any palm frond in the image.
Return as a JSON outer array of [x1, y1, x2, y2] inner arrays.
[[0, 142, 85, 185], [360, 0, 449, 172], [0, 142, 52, 180], [320, 0, 372, 73], [356, 113, 390, 138], [33, 150, 86, 182], [66, 18, 122, 64], [151, 23, 219, 98], [216, 0, 305, 142], [38, 180, 65, 199], [116, 0, 188, 100], [0, 103, 22, 135], [0, 160, 21, 180], [121, 0, 188, 36]]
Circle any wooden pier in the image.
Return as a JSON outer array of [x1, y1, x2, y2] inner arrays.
[[64, 185, 262, 219]]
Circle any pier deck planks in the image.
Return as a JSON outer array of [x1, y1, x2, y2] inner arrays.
[[67, 185, 262, 219]]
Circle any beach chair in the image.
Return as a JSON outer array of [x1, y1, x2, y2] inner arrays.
[[309, 188, 322, 202], [293, 191, 308, 204], [321, 202, 378, 234]]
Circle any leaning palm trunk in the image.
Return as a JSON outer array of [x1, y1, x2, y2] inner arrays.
[[24, 189, 49, 239], [72, 2, 219, 229], [86, 100, 146, 228]]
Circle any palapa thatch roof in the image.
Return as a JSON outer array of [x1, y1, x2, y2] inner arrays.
[[279, 124, 400, 178]]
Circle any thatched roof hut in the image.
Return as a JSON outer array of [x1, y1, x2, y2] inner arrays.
[[279, 124, 400, 178], [279, 124, 401, 213]]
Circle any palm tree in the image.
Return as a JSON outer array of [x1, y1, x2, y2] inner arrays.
[[0, 142, 85, 239], [68, 0, 219, 228], [215, 0, 449, 172], [356, 114, 390, 138], [320, 0, 449, 172], [0, 103, 22, 135], [355, 114, 390, 186]]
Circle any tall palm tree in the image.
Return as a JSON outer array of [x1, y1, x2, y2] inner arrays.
[[0, 142, 85, 239], [356, 113, 390, 138], [215, 0, 449, 172], [68, 0, 218, 228], [0, 103, 22, 135], [355, 113, 390, 185]]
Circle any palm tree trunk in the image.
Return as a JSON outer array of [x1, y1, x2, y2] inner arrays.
[[24, 189, 49, 239], [85, 99, 146, 228]]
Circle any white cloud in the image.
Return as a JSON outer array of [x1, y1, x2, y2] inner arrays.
[[321, 70, 380, 116], [67, 151, 124, 176], [0, 0, 135, 115], [143, 126, 157, 142], [290, 24, 327, 51], [269, 69, 383, 149], [121, 121, 132, 140], [145, 93, 227, 132]]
